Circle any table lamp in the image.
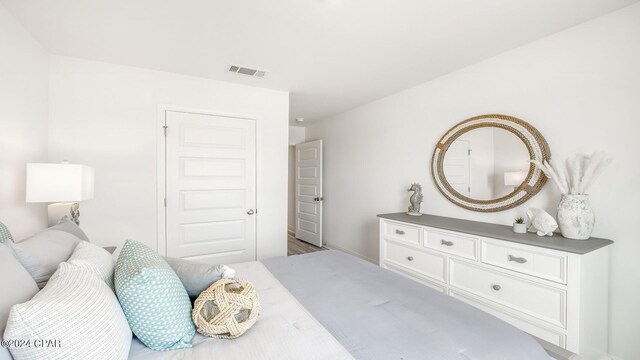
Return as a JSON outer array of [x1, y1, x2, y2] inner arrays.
[[26, 161, 94, 226], [504, 170, 526, 190]]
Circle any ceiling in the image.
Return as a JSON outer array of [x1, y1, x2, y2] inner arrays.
[[2, 0, 636, 125]]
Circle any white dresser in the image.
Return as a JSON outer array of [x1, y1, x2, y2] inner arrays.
[[378, 213, 613, 360]]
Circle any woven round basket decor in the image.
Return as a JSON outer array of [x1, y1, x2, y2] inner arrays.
[[192, 278, 261, 339]]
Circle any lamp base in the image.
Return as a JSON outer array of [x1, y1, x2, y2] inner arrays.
[[48, 203, 80, 226]]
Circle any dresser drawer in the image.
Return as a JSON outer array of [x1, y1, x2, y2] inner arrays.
[[383, 221, 420, 245], [450, 290, 566, 348], [423, 228, 477, 260], [450, 259, 566, 328], [384, 241, 445, 283], [385, 265, 446, 293], [481, 241, 567, 284]]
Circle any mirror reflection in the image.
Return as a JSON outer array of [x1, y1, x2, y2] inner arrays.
[[442, 127, 530, 201]]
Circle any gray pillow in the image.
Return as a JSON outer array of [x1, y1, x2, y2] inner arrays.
[[164, 256, 235, 299], [50, 216, 89, 242], [0, 245, 39, 359], [7, 230, 83, 288]]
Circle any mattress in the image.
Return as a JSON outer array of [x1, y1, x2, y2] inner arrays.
[[263, 250, 549, 360], [128, 261, 353, 360]]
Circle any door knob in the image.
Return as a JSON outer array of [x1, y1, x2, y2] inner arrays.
[[246, 209, 255, 215], [492, 284, 501, 291], [313, 197, 323, 201]]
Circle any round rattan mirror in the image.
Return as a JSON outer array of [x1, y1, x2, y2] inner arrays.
[[431, 114, 550, 212]]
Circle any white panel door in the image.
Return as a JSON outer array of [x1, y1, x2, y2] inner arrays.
[[295, 140, 322, 247], [443, 139, 470, 196], [165, 110, 256, 264]]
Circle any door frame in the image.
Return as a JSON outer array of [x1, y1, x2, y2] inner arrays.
[[156, 105, 259, 257]]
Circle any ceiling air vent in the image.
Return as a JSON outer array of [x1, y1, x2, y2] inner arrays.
[[228, 65, 266, 78]]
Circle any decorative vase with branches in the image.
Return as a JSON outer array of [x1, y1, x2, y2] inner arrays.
[[531, 151, 611, 240]]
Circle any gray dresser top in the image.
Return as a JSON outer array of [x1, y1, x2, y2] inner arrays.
[[378, 213, 613, 254]]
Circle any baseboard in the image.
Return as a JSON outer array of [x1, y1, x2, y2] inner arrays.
[[287, 225, 295, 236], [323, 242, 377, 264]]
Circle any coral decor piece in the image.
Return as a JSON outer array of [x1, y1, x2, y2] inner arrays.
[[70, 203, 80, 225]]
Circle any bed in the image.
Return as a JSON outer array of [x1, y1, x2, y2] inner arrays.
[[129, 250, 549, 360], [1, 221, 548, 360]]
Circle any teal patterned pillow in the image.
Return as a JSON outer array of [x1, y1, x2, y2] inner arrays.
[[114, 240, 195, 351], [0, 222, 12, 244]]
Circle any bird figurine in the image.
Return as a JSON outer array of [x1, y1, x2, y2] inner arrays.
[[526, 208, 558, 236]]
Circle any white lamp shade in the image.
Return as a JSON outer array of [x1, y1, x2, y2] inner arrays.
[[26, 163, 94, 203], [504, 171, 526, 187]]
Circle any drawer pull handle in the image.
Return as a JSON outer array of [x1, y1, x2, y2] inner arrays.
[[407, 256, 414, 261], [508, 255, 527, 264], [395, 229, 405, 235], [440, 239, 454, 246], [492, 284, 501, 291]]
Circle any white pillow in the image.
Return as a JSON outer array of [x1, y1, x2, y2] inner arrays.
[[68, 241, 115, 290], [4, 262, 132, 360]]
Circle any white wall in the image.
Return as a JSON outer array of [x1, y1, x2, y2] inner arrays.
[[47, 56, 289, 260], [289, 126, 306, 146], [0, 4, 49, 240], [307, 4, 640, 359]]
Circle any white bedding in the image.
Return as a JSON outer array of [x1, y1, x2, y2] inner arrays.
[[127, 261, 354, 360]]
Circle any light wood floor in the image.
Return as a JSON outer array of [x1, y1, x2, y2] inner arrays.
[[287, 233, 327, 256]]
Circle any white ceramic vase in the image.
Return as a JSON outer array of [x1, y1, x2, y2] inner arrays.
[[556, 194, 595, 240]]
